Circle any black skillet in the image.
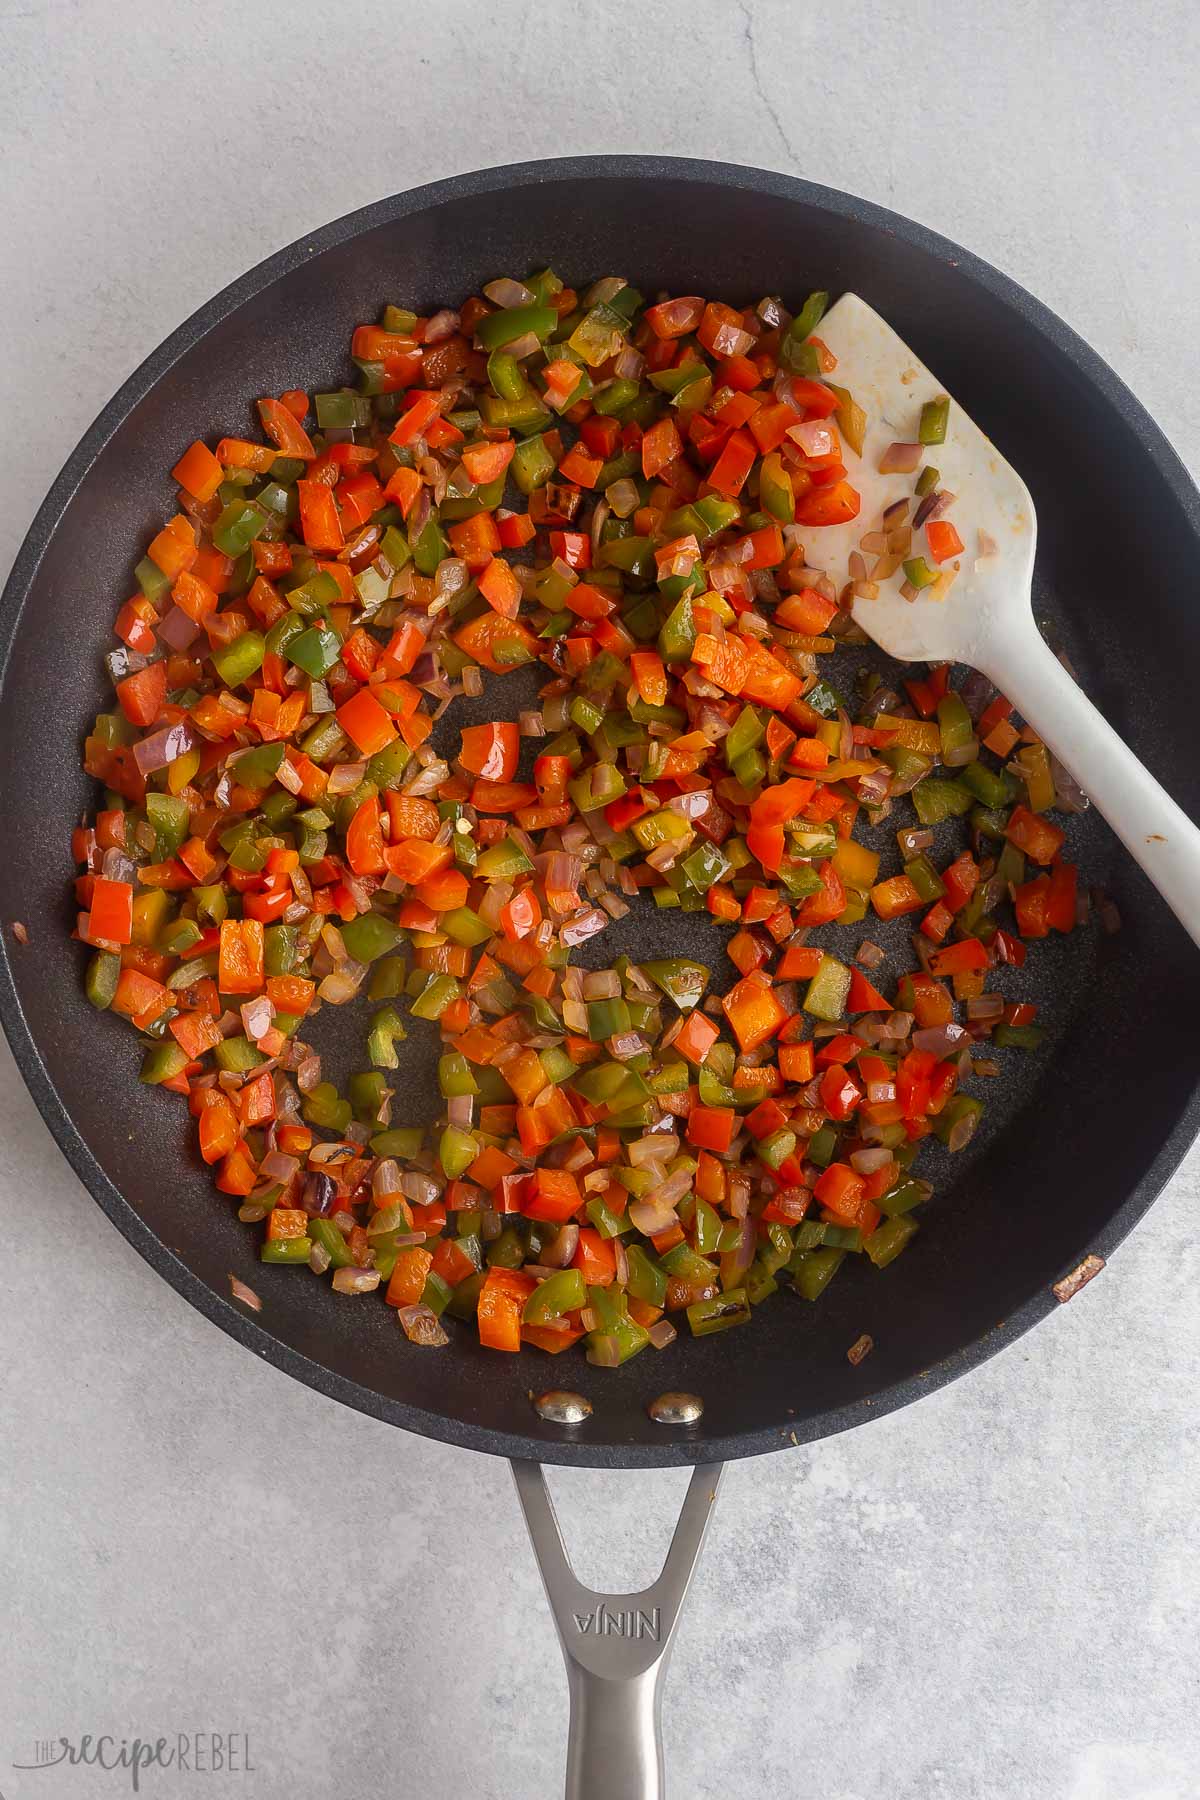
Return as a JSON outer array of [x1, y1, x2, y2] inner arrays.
[[3, 158, 1198, 1796]]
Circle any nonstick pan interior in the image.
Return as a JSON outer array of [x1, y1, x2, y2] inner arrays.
[[1, 158, 1198, 1467]]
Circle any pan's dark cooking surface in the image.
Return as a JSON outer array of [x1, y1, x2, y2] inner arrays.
[[2, 157, 1197, 1467]]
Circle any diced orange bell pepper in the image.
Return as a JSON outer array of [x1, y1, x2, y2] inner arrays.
[[88, 877, 133, 945], [337, 688, 398, 756], [870, 875, 925, 920], [572, 1227, 616, 1286], [687, 1105, 737, 1152], [1005, 805, 1065, 866], [384, 838, 453, 885], [459, 721, 519, 782], [171, 440, 223, 503], [218, 918, 265, 995], [116, 661, 167, 728], [722, 973, 787, 1053], [454, 610, 537, 675], [477, 1266, 537, 1351], [674, 1010, 720, 1066], [386, 1247, 434, 1309], [148, 514, 198, 580], [525, 1168, 585, 1223], [345, 795, 386, 876]]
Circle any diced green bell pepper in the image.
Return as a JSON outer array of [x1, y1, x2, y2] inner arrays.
[[687, 1289, 751, 1336], [911, 777, 974, 824], [477, 304, 558, 351], [524, 1269, 587, 1324], [340, 913, 404, 964], [803, 956, 851, 1022]]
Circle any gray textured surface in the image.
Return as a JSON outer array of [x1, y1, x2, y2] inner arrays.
[[2, 3, 1199, 1796]]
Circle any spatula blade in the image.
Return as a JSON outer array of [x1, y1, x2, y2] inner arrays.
[[812, 293, 1036, 665]]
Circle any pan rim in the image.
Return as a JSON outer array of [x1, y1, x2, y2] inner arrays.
[[2, 153, 1198, 1469]]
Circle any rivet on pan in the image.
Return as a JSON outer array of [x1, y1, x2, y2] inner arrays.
[[533, 1390, 592, 1425], [648, 1391, 704, 1426]]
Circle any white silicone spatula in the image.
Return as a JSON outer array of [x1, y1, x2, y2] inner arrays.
[[811, 292, 1200, 949]]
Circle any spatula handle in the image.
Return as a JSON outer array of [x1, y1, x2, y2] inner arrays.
[[980, 625, 1200, 948]]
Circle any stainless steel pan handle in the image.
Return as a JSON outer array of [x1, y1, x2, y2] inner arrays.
[[511, 1459, 725, 1800]]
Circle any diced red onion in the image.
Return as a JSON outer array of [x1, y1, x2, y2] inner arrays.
[[1050, 756, 1089, 813], [373, 1159, 403, 1200], [102, 846, 139, 883], [946, 1111, 980, 1152], [274, 758, 303, 795], [773, 367, 804, 411], [332, 1267, 381, 1295], [327, 761, 367, 797], [260, 1150, 299, 1186], [879, 442, 922, 473], [967, 994, 1005, 1022], [561, 906, 608, 946], [854, 766, 890, 806], [729, 1212, 757, 1275], [241, 995, 274, 1041], [157, 605, 202, 651], [319, 964, 366, 1005], [398, 1303, 449, 1345], [540, 1224, 580, 1269], [133, 719, 199, 776], [629, 1199, 678, 1237], [404, 757, 449, 798], [789, 419, 835, 458], [424, 307, 460, 342], [446, 1093, 474, 1130], [913, 1023, 969, 1056], [584, 275, 627, 306], [228, 1274, 263, 1310], [483, 279, 533, 308], [850, 1146, 894, 1174], [401, 1170, 442, 1207]]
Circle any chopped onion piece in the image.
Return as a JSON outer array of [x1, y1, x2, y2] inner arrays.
[[228, 1274, 263, 1311], [398, 1303, 449, 1345], [879, 442, 922, 473], [483, 278, 534, 308]]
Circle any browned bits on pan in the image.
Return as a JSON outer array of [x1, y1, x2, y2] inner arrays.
[[11, 921, 28, 944], [1052, 1254, 1105, 1303], [847, 1334, 874, 1366]]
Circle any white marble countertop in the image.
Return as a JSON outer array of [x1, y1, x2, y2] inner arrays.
[[2, 4, 1198, 1796]]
